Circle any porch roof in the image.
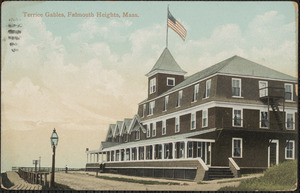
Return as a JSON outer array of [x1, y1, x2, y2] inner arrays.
[[101, 128, 216, 152]]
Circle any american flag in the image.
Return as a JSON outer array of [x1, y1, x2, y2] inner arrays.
[[167, 11, 187, 41]]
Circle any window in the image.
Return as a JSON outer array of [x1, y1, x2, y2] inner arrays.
[[205, 80, 211, 98], [191, 112, 196, 130], [188, 142, 193, 158], [233, 109, 242, 127], [146, 146, 152, 160], [139, 147, 144, 160], [232, 138, 242, 158], [146, 125, 150, 138], [116, 150, 120, 161], [286, 113, 295, 130], [260, 111, 268, 128], [175, 117, 180, 133], [164, 96, 169, 111], [142, 104, 146, 117], [179, 142, 185, 158], [197, 142, 202, 158], [164, 144, 169, 159], [131, 148, 136, 160], [232, 78, 241, 97], [158, 145, 162, 159], [177, 90, 183, 107], [285, 84, 293, 101], [126, 149, 130, 161], [162, 120, 166, 135], [148, 101, 155, 115], [193, 84, 199, 102], [259, 81, 268, 97], [152, 123, 156, 136], [136, 130, 140, 140], [150, 78, 156, 94], [202, 109, 208, 127], [285, 140, 295, 159], [167, 77, 175, 86]]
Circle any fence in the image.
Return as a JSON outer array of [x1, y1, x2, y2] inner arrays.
[[12, 166, 84, 172], [18, 168, 50, 187]]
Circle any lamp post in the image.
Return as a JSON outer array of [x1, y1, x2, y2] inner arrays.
[[50, 128, 58, 188]]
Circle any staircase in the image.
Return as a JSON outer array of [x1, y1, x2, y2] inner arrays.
[[207, 167, 234, 180], [269, 99, 284, 129]]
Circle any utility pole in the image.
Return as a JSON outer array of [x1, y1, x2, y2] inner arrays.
[[39, 156, 41, 171]]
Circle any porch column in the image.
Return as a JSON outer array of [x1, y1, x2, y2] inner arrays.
[[101, 152, 104, 162], [152, 145, 155, 160], [130, 148, 132, 161], [86, 153, 89, 163], [144, 146, 146, 160], [123, 149, 126, 161], [114, 150, 116, 162], [137, 147, 140, 160], [172, 142, 176, 159], [97, 153, 99, 162], [184, 141, 188, 159], [162, 143, 165, 160]]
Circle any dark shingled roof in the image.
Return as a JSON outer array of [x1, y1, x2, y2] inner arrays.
[[160, 55, 296, 96]]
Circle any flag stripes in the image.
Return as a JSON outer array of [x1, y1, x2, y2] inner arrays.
[[167, 11, 187, 41]]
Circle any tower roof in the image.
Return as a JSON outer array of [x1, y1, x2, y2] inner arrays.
[[146, 48, 186, 77]]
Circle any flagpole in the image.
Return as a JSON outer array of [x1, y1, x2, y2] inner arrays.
[[166, 5, 169, 48]]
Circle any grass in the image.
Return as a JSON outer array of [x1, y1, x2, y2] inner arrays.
[[219, 160, 297, 191], [1, 173, 14, 188], [42, 182, 75, 190], [96, 175, 180, 185]]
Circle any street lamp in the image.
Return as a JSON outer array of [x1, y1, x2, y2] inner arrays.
[[50, 128, 58, 188]]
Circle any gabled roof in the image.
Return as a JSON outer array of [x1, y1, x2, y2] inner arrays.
[[113, 121, 123, 137], [128, 114, 146, 134], [161, 55, 296, 96], [100, 141, 120, 150], [106, 124, 116, 140], [102, 128, 216, 151], [146, 47, 186, 77], [120, 118, 133, 136]]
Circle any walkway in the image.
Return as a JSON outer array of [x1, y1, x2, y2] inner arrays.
[[55, 171, 263, 191], [6, 172, 42, 190]]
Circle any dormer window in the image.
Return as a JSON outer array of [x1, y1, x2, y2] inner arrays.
[[167, 77, 175, 86], [150, 78, 156, 94]]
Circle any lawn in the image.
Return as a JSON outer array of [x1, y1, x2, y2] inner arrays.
[[219, 160, 297, 191]]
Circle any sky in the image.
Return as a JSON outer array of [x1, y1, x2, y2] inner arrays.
[[1, 1, 298, 172]]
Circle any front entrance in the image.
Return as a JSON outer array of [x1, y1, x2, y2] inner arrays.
[[268, 139, 278, 167], [197, 142, 211, 166]]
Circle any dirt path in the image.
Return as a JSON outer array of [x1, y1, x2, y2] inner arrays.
[[55, 171, 263, 191]]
